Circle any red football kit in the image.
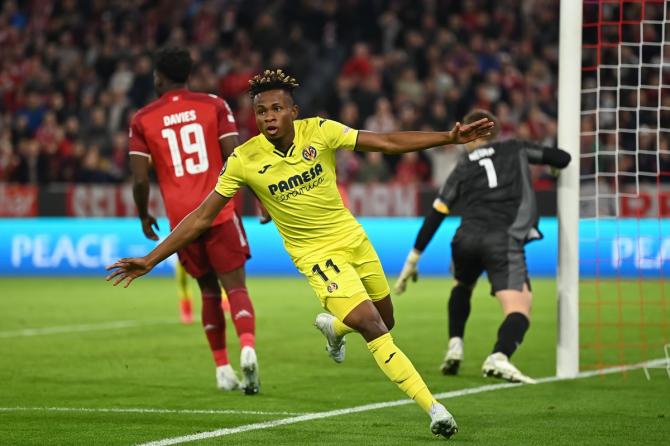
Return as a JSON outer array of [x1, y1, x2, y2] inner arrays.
[[129, 89, 250, 276]]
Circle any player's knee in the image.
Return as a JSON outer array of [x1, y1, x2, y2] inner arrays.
[[218, 268, 246, 291], [384, 314, 395, 331], [502, 301, 531, 319], [450, 283, 473, 310], [197, 272, 221, 296], [359, 319, 389, 341], [454, 282, 474, 295]]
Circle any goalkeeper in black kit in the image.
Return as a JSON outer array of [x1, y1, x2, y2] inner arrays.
[[395, 109, 571, 384]]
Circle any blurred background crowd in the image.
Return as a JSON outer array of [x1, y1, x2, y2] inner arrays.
[[1, 0, 565, 189]]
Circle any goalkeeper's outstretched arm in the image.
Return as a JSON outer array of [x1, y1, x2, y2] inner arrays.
[[523, 142, 572, 168], [414, 208, 448, 253], [394, 208, 448, 295]]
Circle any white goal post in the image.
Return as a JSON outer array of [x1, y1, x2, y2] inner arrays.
[[557, 0, 583, 378]]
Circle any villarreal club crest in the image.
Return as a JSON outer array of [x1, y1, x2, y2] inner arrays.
[[302, 146, 318, 162]]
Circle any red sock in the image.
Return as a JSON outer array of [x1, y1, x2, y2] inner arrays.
[[180, 298, 193, 324], [201, 293, 228, 366], [226, 287, 255, 349]]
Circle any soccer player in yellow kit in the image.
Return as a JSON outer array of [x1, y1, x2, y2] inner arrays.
[[175, 261, 194, 324], [107, 69, 493, 438]]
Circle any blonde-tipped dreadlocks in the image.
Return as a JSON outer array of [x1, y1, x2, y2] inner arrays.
[[248, 69, 300, 98]]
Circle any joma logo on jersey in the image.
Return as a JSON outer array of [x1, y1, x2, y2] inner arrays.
[[302, 146, 318, 161], [268, 163, 324, 195]]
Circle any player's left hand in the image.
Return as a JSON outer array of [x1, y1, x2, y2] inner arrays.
[[140, 215, 160, 241], [448, 118, 495, 145], [106, 257, 153, 288], [394, 249, 421, 295]]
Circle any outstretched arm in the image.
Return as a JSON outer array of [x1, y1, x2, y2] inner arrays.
[[106, 191, 230, 287], [394, 208, 447, 294], [414, 209, 447, 253], [524, 142, 571, 168], [356, 118, 494, 154], [395, 166, 460, 295]]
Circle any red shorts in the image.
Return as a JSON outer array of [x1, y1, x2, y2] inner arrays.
[[177, 213, 251, 278]]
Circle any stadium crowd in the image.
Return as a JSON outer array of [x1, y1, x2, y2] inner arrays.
[[1, 0, 566, 189]]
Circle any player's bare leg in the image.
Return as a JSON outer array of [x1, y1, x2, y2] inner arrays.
[[372, 295, 395, 331], [218, 267, 259, 395], [196, 272, 239, 390], [312, 296, 389, 364], [343, 300, 458, 439], [315, 282, 393, 365], [482, 284, 536, 384]]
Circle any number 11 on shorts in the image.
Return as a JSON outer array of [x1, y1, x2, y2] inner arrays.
[[312, 259, 340, 282]]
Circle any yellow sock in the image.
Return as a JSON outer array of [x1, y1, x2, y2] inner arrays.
[[367, 333, 437, 413], [176, 263, 191, 300], [333, 318, 355, 337]]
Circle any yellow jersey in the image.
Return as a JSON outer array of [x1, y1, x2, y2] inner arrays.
[[215, 117, 364, 262]]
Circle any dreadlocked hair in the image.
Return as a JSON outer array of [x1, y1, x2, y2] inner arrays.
[[248, 69, 300, 98]]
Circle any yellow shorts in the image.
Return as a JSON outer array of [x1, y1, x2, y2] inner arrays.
[[296, 233, 390, 322]]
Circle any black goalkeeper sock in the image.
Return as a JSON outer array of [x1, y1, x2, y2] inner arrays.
[[493, 312, 530, 358], [448, 284, 472, 338]]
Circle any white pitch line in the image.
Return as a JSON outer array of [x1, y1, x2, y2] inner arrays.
[[137, 358, 668, 446], [0, 407, 305, 416], [0, 320, 173, 338]]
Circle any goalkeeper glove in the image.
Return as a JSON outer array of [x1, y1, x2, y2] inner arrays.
[[394, 248, 421, 295]]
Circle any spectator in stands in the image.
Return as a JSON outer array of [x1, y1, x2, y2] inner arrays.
[[364, 97, 397, 133], [12, 139, 45, 183], [339, 101, 360, 130], [78, 145, 113, 183], [0, 0, 605, 193], [16, 91, 45, 134], [341, 42, 374, 83], [357, 152, 391, 184], [424, 133, 465, 188], [395, 152, 431, 185], [0, 129, 17, 181]]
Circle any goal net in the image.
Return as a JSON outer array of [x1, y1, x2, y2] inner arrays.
[[577, 0, 670, 372]]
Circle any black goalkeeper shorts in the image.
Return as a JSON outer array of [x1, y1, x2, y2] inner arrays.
[[450, 229, 531, 296]]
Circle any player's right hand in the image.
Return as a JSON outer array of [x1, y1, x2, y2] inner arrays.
[[394, 249, 421, 295], [448, 118, 495, 145], [106, 257, 152, 288], [140, 215, 160, 240]]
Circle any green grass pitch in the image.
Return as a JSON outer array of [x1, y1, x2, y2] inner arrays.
[[0, 277, 668, 445]]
